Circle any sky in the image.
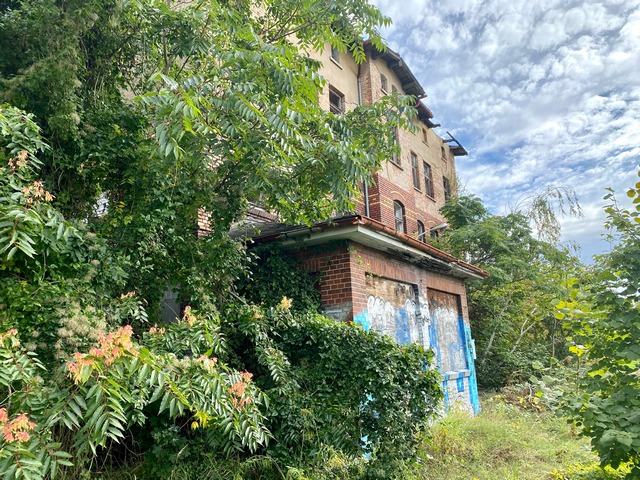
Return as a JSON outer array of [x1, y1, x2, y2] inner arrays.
[[370, 0, 640, 261]]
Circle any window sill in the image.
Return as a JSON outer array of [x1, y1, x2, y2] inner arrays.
[[390, 161, 402, 170], [329, 57, 343, 69], [426, 194, 436, 202], [414, 187, 422, 193]]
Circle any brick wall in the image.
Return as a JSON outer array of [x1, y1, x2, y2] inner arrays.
[[296, 240, 469, 326], [297, 242, 354, 322]]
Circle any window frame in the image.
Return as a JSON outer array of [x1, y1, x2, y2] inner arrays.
[[393, 201, 406, 233], [380, 73, 388, 93], [410, 151, 420, 190], [330, 46, 340, 64], [443, 176, 452, 201], [329, 85, 345, 114], [390, 127, 401, 166], [423, 162, 434, 198], [417, 220, 426, 242]]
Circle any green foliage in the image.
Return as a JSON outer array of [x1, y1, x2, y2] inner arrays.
[[221, 305, 443, 479], [0, 1, 440, 478], [559, 172, 640, 476], [438, 194, 582, 389], [238, 245, 322, 314], [418, 394, 607, 480], [553, 463, 631, 480], [0, 307, 270, 480]]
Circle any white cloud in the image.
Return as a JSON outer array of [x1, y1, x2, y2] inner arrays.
[[372, 0, 640, 260]]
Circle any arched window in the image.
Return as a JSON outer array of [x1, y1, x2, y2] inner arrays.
[[417, 220, 426, 242], [393, 201, 406, 233]]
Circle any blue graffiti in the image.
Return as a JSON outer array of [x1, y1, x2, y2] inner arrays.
[[353, 311, 370, 332], [464, 323, 481, 414], [395, 308, 411, 344]]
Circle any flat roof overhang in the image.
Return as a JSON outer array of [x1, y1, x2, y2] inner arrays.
[[251, 216, 488, 281]]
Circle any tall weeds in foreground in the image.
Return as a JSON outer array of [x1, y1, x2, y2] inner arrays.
[[417, 393, 630, 480]]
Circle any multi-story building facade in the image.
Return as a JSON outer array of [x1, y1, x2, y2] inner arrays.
[[245, 43, 486, 414]]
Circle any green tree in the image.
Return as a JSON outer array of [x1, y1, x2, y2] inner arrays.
[[0, 0, 414, 314], [0, 1, 442, 478], [560, 173, 640, 477], [438, 193, 582, 388]]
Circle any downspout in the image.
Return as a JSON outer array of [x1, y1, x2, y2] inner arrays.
[[358, 63, 371, 218]]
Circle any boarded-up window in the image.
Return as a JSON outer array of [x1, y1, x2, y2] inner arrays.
[[428, 290, 467, 373]]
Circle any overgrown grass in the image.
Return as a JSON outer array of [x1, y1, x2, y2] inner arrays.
[[416, 394, 630, 480]]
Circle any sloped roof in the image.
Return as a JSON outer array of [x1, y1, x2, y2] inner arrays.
[[243, 214, 488, 280]]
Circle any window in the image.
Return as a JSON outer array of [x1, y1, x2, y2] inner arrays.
[[391, 127, 400, 166], [441, 146, 447, 161], [330, 46, 340, 64], [392, 85, 398, 93], [393, 201, 406, 233], [329, 86, 344, 114], [443, 176, 451, 201], [422, 128, 428, 144], [411, 152, 420, 190], [380, 73, 388, 93], [417, 220, 426, 242], [423, 162, 434, 197]]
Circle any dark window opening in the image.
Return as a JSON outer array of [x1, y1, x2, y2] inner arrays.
[[330, 46, 340, 63], [329, 86, 344, 114], [443, 177, 452, 201], [380, 73, 388, 92]]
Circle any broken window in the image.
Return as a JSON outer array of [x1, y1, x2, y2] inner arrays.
[[423, 162, 434, 198], [443, 176, 451, 201], [411, 152, 420, 190], [330, 46, 340, 64], [329, 86, 344, 114], [380, 73, 388, 93], [394, 201, 406, 233], [417, 220, 426, 242]]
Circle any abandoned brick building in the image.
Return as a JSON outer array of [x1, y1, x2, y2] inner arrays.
[[236, 43, 487, 414]]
